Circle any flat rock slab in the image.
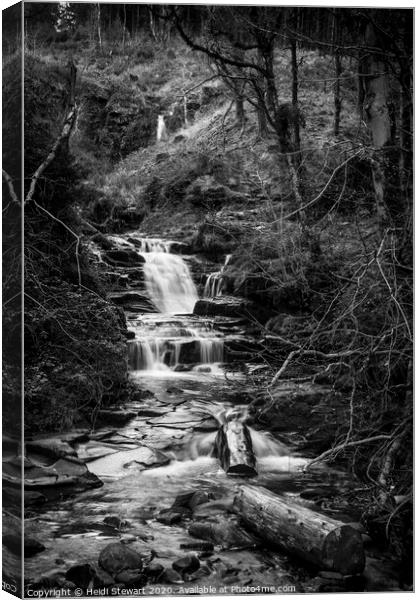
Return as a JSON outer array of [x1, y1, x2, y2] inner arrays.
[[88, 446, 169, 478], [3, 456, 102, 492], [95, 410, 138, 427], [26, 439, 77, 460], [194, 296, 253, 318]]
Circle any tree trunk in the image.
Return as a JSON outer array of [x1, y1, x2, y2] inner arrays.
[[334, 52, 342, 135], [290, 11, 300, 154], [234, 485, 365, 575], [360, 23, 393, 229], [96, 3, 102, 51], [214, 421, 257, 476], [399, 65, 412, 205]]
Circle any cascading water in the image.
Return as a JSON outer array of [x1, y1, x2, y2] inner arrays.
[[124, 233, 226, 373], [204, 254, 231, 298], [143, 252, 198, 314]]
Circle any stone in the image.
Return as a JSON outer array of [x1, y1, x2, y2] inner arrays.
[[115, 569, 146, 586], [173, 491, 211, 512], [180, 542, 214, 552], [104, 249, 145, 267], [26, 439, 77, 459], [156, 510, 184, 525], [3, 534, 45, 557], [3, 456, 102, 493], [98, 543, 143, 576], [172, 554, 200, 575], [162, 568, 183, 584], [193, 297, 253, 318], [103, 516, 130, 530], [173, 364, 192, 372], [65, 564, 97, 588], [144, 563, 164, 582]]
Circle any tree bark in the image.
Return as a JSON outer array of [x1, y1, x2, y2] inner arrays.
[[234, 485, 365, 575], [214, 421, 257, 476], [360, 22, 392, 229], [290, 10, 300, 154]]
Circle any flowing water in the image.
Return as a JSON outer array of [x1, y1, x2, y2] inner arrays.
[[24, 235, 361, 592]]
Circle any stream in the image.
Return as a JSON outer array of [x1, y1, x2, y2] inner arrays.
[[23, 235, 369, 593]]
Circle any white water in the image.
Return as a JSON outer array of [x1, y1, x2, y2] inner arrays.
[[143, 252, 198, 314], [203, 254, 231, 298]]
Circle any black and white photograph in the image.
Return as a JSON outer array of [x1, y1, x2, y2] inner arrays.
[[2, 1, 414, 597]]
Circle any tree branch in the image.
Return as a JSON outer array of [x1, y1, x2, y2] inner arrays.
[[2, 169, 20, 205], [25, 61, 77, 205]]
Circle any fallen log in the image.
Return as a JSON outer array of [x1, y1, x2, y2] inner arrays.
[[234, 485, 365, 575], [214, 421, 257, 476]]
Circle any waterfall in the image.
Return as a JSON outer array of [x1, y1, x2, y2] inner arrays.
[[142, 252, 198, 314], [200, 339, 224, 363], [124, 237, 226, 373], [203, 254, 231, 298], [138, 239, 171, 253]]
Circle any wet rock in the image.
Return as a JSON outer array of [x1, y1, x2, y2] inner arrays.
[[195, 366, 211, 373], [3, 534, 45, 557], [137, 407, 170, 418], [162, 568, 183, 584], [172, 554, 200, 575], [95, 409, 137, 427], [3, 488, 46, 507], [144, 563, 164, 582], [180, 542, 214, 552], [3, 456, 102, 493], [99, 542, 143, 576], [156, 510, 185, 525], [173, 490, 212, 512], [125, 330, 136, 340], [120, 534, 137, 544], [104, 249, 145, 267], [178, 341, 201, 364], [194, 418, 218, 432], [115, 569, 146, 586], [166, 386, 183, 395], [65, 564, 97, 588], [185, 565, 212, 582], [173, 364, 192, 372], [26, 438, 77, 459], [194, 296, 253, 318], [95, 568, 115, 587], [110, 291, 156, 313], [103, 516, 131, 530]]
